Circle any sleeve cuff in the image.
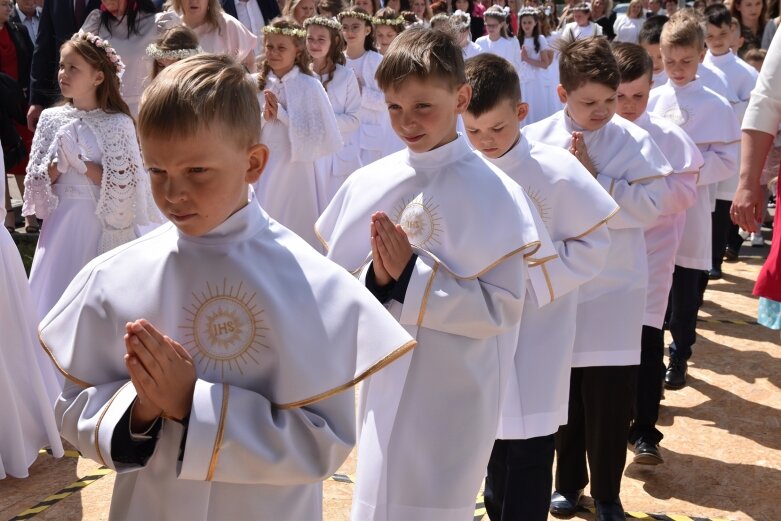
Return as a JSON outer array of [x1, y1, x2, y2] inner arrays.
[[596, 174, 615, 196], [179, 380, 228, 482], [399, 255, 438, 327], [96, 382, 140, 471]]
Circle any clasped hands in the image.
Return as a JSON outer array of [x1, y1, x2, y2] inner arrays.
[[124, 319, 196, 432], [370, 212, 413, 287], [569, 131, 598, 178]]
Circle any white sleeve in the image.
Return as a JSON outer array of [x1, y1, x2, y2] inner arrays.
[[595, 173, 681, 229], [336, 71, 362, 137], [396, 252, 527, 339], [698, 141, 740, 186], [179, 380, 354, 485], [547, 221, 611, 301], [743, 28, 781, 135]]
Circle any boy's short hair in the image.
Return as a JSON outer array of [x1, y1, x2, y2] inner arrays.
[[558, 37, 621, 92], [744, 47, 767, 63], [661, 11, 706, 49], [638, 14, 669, 45], [464, 54, 521, 116], [704, 3, 732, 27], [138, 54, 260, 148], [375, 27, 465, 90], [612, 41, 654, 82]]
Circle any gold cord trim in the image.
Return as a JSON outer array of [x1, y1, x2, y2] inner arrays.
[[94, 382, 132, 467], [314, 225, 330, 252], [276, 339, 417, 410], [206, 383, 229, 481], [527, 254, 559, 267], [628, 172, 672, 185], [417, 262, 440, 327], [564, 206, 619, 242], [541, 263, 554, 302], [39, 333, 93, 388], [608, 178, 616, 196]]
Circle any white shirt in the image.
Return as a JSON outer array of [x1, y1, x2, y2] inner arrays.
[[234, 0, 265, 55], [14, 5, 40, 42]]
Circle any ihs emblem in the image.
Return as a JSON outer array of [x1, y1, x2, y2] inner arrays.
[[180, 280, 269, 378], [394, 193, 443, 249], [663, 104, 690, 127], [526, 187, 551, 224]]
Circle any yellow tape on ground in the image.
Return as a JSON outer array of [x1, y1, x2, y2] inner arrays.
[[10, 467, 112, 521]]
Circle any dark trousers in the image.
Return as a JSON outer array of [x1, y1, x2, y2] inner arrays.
[[712, 200, 732, 270], [726, 222, 744, 254], [485, 435, 555, 521], [554, 365, 638, 502], [667, 265, 705, 361], [628, 326, 665, 445]]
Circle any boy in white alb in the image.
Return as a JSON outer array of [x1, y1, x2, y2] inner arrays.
[[462, 54, 618, 521], [317, 28, 551, 521], [41, 55, 415, 521], [611, 42, 703, 465], [702, 4, 759, 277], [523, 37, 674, 520], [647, 13, 740, 391]]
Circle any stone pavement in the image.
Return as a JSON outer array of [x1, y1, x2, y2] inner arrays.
[[0, 232, 778, 521]]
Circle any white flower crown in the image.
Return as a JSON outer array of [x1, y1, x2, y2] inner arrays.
[[263, 25, 307, 38], [372, 15, 406, 26], [146, 43, 203, 61], [518, 7, 539, 16], [337, 10, 373, 23], [303, 15, 342, 30], [74, 30, 125, 79]]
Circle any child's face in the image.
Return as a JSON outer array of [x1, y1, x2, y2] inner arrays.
[[264, 34, 300, 76], [58, 45, 104, 102], [521, 15, 536, 35], [485, 17, 503, 39], [616, 75, 653, 122], [341, 17, 371, 51], [384, 76, 471, 153], [641, 42, 664, 74], [375, 26, 399, 54], [293, 0, 317, 23], [729, 21, 745, 50], [141, 126, 268, 237], [462, 99, 527, 159], [355, 0, 374, 13], [455, 0, 469, 10], [573, 10, 589, 26], [558, 80, 616, 131], [705, 22, 732, 55], [412, 0, 427, 16], [661, 43, 704, 87], [306, 25, 332, 60]]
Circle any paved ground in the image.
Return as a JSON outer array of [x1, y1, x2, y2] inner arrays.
[[2, 177, 779, 520]]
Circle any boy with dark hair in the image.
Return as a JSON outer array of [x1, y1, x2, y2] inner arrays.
[[524, 36, 675, 521], [612, 41, 703, 464], [462, 52, 618, 521], [648, 12, 740, 390], [42, 54, 416, 520], [317, 28, 551, 521], [639, 14, 670, 87]]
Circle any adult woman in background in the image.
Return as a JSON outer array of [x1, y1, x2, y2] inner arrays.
[[613, 0, 644, 42], [732, 0, 766, 55], [592, 0, 615, 39]]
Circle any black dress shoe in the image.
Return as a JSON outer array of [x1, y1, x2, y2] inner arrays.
[[708, 268, 722, 280], [595, 498, 626, 521], [723, 248, 739, 262], [549, 489, 583, 517], [633, 440, 664, 465], [664, 356, 688, 390]]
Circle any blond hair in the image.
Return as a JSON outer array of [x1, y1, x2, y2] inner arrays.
[[661, 10, 706, 48]]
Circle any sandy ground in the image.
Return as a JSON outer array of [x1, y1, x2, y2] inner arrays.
[[1, 237, 778, 521]]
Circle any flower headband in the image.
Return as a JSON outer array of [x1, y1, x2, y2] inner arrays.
[[146, 43, 203, 61], [484, 6, 511, 19], [372, 15, 406, 26], [337, 10, 373, 23], [74, 30, 125, 79], [263, 25, 307, 38], [518, 7, 539, 16], [303, 15, 342, 30]]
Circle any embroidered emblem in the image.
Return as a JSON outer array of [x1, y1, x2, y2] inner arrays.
[[180, 280, 269, 378], [394, 193, 443, 249], [526, 187, 551, 224], [663, 104, 690, 127]]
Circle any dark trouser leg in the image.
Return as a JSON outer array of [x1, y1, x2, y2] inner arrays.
[[582, 365, 638, 501], [485, 440, 507, 521], [628, 326, 665, 445], [711, 200, 732, 271], [500, 435, 555, 521], [555, 368, 588, 494], [726, 221, 744, 253], [668, 265, 701, 361]]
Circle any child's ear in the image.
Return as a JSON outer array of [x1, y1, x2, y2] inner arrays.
[[246, 143, 270, 184], [517, 102, 529, 123], [556, 84, 568, 104], [94, 71, 105, 87], [455, 83, 473, 114]]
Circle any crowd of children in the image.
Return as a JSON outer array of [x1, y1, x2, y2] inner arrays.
[[0, 1, 770, 520]]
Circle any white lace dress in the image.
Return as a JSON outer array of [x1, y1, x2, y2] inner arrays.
[[0, 147, 64, 479], [520, 35, 552, 125]]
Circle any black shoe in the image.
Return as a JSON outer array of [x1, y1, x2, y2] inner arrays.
[[708, 268, 722, 280], [664, 356, 688, 389], [595, 498, 626, 521], [723, 248, 739, 262], [550, 489, 583, 517], [633, 440, 664, 465]]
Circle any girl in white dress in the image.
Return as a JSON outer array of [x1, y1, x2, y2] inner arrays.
[[156, 0, 257, 72], [339, 7, 402, 164], [476, 6, 524, 77], [305, 15, 363, 213], [541, 10, 564, 117], [451, 10, 483, 59], [0, 145, 64, 479], [613, 0, 645, 43], [23, 31, 158, 321], [255, 18, 341, 249], [373, 7, 405, 55], [518, 8, 554, 124]]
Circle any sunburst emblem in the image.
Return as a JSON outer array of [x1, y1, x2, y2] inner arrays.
[[179, 279, 269, 378], [526, 187, 551, 224], [393, 193, 443, 249], [662, 104, 690, 127]]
